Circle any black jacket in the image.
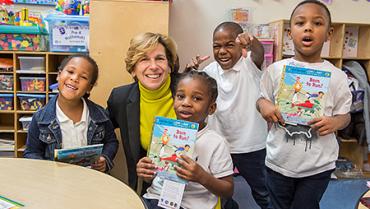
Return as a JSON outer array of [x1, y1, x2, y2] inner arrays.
[[107, 74, 178, 190]]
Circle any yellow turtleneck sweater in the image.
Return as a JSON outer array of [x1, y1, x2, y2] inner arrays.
[[139, 76, 176, 150]]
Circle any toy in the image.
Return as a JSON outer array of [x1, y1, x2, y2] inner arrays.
[[0, 6, 10, 25], [56, 0, 81, 15]]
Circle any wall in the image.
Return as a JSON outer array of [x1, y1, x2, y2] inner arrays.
[[169, 0, 370, 69]]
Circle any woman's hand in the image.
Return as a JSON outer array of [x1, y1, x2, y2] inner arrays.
[[92, 156, 107, 172], [136, 157, 157, 183]]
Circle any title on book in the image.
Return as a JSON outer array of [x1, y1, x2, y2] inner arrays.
[[173, 129, 189, 140]]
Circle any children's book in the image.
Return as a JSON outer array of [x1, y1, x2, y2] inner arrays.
[[0, 195, 24, 209], [147, 116, 199, 184], [276, 65, 332, 126], [54, 144, 103, 167]]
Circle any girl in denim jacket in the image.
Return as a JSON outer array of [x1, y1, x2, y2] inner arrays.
[[24, 55, 118, 172]]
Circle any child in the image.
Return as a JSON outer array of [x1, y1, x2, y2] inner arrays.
[[191, 21, 269, 209], [24, 54, 119, 172], [136, 70, 234, 209], [256, 1, 352, 209]]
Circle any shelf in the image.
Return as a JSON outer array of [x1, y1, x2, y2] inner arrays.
[[0, 90, 14, 93], [0, 110, 14, 113], [16, 70, 46, 74], [16, 111, 37, 114], [342, 57, 370, 60], [0, 71, 14, 74], [16, 91, 46, 94], [0, 126, 14, 133], [17, 130, 28, 134], [17, 145, 26, 152]]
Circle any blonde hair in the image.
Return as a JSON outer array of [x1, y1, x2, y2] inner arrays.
[[125, 32, 178, 77]]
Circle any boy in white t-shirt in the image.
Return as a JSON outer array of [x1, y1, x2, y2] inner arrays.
[[191, 21, 269, 209], [136, 70, 234, 209], [256, 1, 352, 209]]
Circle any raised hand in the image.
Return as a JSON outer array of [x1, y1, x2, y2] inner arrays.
[[185, 55, 210, 71]]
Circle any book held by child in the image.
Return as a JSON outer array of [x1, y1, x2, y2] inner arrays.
[[276, 65, 331, 126], [147, 116, 199, 184], [54, 144, 103, 167]]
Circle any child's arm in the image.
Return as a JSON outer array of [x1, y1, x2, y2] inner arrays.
[[185, 55, 210, 71], [99, 114, 119, 172], [23, 113, 46, 159], [175, 155, 234, 198], [136, 157, 157, 183], [236, 33, 264, 69], [256, 97, 285, 125], [308, 113, 351, 136]]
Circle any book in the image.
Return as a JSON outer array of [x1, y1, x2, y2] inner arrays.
[[276, 65, 332, 126], [147, 116, 199, 184], [54, 144, 103, 167], [0, 195, 24, 209]]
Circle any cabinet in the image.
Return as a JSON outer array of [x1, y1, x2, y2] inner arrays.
[[270, 20, 370, 170], [88, 0, 170, 184], [0, 51, 76, 157]]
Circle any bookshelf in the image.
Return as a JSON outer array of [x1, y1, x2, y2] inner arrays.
[[269, 20, 370, 81], [269, 20, 370, 170], [0, 51, 76, 157]]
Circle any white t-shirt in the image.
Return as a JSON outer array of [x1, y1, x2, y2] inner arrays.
[[203, 56, 268, 153], [144, 125, 234, 209], [260, 58, 352, 177], [56, 98, 89, 149]]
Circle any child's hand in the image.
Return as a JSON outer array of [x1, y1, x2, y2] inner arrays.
[[257, 98, 285, 125], [175, 155, 206, 183], [236, 32, 253, 58], [185, 55, 210, 71], [308, 116, 340, 136], [136, 157, 156, 182], [92, 156, 106, 172]]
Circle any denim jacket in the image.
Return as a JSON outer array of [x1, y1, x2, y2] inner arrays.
[[23, 95, 118, 171]]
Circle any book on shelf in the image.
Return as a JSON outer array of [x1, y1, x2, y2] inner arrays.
[[0, 195, 24, 209], [276, 65, 331, 126], [147, 116, 199, 184], [54, 144, 103, 167]]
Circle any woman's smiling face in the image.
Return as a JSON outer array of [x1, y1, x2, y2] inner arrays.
[[133, 44, 170, 90]]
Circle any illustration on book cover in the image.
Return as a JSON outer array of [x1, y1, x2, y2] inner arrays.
[[276, 65, 331, 126], [148, 116, 199, 184]]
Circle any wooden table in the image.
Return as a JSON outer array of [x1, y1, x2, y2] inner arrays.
[[0, 158, 145, 209], [358, 189, 370, 209]]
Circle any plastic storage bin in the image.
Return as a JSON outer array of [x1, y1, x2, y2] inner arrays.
[[0, 94, 14, 110], [45, 15, 89, 52], [18, 56, 45, 71], [0, 75, 14, 91], [0, 25, 47, 51], [19, 116, 33, 130], [17, 93, 45, 111], [261, 41, 274, 55], [263, 54, 274, 69], [19, 77, 46, 92]]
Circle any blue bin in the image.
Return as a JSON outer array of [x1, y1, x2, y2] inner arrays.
[[0, 93, 14, 110], [45, 14, 89, 52]]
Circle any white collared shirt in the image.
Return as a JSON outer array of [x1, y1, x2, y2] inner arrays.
[[56, 98, 89, 149], [203, 55, 268, 153]]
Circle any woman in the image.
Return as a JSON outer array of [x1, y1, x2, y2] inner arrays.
[[107, 32, 178, 190]]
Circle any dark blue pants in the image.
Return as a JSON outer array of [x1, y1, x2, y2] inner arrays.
[[143, 198, 184, 209], [266, 167, 333, 209], [231, 149, 270, 209]]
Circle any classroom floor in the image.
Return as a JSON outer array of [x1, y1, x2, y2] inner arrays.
[[233, 175, 369, 209]]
